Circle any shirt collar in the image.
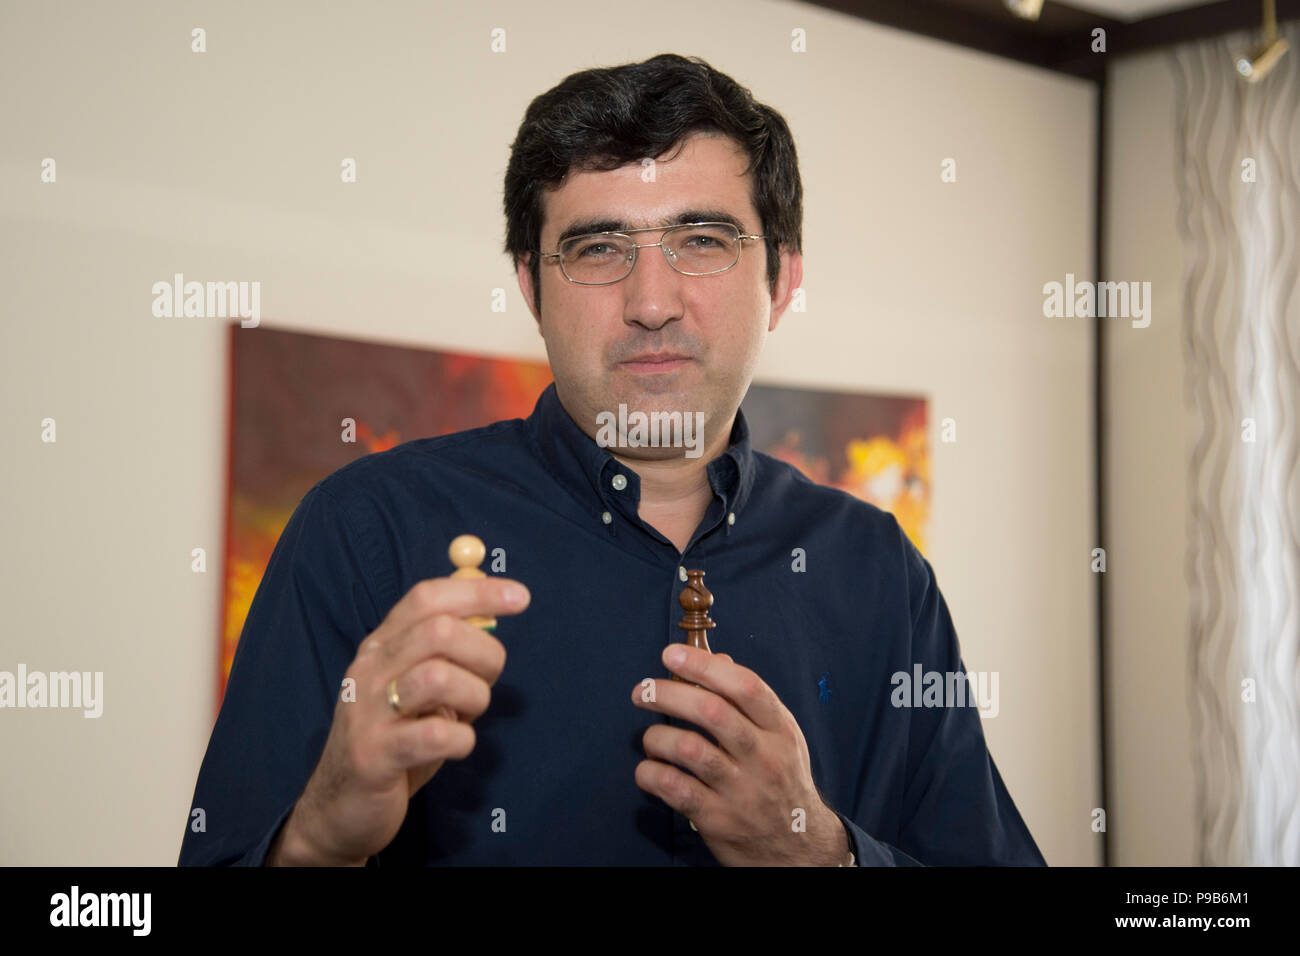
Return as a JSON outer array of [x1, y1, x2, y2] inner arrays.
[[524, 382, 755, 520]]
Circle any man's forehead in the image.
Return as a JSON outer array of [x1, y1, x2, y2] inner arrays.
[[541, 134, 756, 239]]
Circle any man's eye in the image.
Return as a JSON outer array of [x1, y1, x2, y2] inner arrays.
[[576, 242, 617, 257]]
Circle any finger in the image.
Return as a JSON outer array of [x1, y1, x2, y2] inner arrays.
[[641, 723, 738, 791], [365, 576, 529, 648], [630, 678, 760, 762], [634, 758, 719, 829], [662, 644, 785, 733], [378, 613, 508, 688], [388, 714, 476, 769], [389, 657, 492, 722]]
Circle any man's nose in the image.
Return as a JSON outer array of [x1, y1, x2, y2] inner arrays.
[[621, 243, 684, 330]]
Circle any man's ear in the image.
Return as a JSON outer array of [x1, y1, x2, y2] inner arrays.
[[767, 247, 803, 333], [515, 252, 542, 329]]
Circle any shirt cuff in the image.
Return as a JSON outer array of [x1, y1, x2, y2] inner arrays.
[[238, 802, 298, 867], [238, 803, 382, 867], [836, 811, 924, 867]]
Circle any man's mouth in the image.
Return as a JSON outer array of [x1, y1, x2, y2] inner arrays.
[[619, 352, 692, 373]]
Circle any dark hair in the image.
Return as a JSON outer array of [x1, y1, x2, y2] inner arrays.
[[502, 53, 803, 314]]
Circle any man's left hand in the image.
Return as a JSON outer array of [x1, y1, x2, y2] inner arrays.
[[630, 644, 849, 866]]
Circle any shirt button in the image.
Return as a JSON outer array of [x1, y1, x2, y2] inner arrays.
[[611, 473, 628, 491], [601, 511, 613, 525], [727, 512, 736, 526], [678, 566, 687, 582]]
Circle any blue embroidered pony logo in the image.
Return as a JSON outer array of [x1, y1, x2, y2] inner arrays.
[[818, 672, 832, 705]]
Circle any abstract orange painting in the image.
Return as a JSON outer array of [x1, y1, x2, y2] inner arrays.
[[219, 326, 929, 709]]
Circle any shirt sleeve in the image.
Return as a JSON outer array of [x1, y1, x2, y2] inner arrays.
[[840, 522, 1048, 867], [178, 480, 387, 866]]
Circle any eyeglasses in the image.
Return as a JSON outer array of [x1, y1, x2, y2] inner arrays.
[[539, 221, 766, 286]]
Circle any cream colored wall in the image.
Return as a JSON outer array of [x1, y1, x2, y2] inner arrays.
[[0, 0, 1097, 864], [1104, 51, 1197, 865]]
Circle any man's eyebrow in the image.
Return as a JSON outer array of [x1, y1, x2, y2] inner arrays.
[[555, 209, 748, 245]]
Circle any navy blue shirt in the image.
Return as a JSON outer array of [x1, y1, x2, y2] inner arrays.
[[179, 383, 1045, 866]]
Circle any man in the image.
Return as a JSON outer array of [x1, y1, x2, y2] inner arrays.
[[179, 53, 1045, 867]]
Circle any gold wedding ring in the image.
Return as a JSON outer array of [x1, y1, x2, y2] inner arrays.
[[387, 678, 458, 721]]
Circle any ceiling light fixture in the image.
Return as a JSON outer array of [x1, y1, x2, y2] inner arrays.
[[1004, 0, 1045, 21], [1236, 0, 1290, 82]]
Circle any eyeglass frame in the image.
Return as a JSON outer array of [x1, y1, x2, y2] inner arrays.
[[537, 221, 767, 286]]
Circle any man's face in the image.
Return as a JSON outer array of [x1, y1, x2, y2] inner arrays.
[[517, 131, 801, 459]]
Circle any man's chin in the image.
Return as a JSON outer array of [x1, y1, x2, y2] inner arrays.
[[590, 388, 715, 461], [610, 442, 701, 463]]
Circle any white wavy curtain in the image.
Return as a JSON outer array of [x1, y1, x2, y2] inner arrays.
[[1171, 19, 1300, 866]]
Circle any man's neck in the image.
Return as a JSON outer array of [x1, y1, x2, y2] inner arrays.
[[611, 412, 736, 554]]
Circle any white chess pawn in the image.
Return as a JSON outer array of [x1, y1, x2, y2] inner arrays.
[[449, 534, 496, 630]]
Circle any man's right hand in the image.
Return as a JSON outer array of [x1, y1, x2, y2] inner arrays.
[[267, 575, 530, 865]]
